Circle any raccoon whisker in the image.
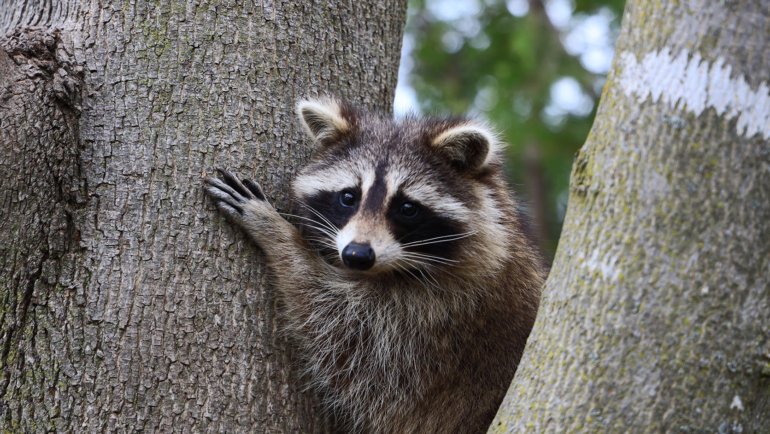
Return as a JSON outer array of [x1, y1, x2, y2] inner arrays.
[[299, 223, 339, 240], [413, 265, 441, 290], [400, 255, 464, 283], [321, 250, 340, 263], [417, 269, 442, 292], [297, 225, 338, 244], [305, 236, 338, 249], [402, 232, 477, 247], [398, 256, 432, 272], [396, 257, 441, 286], [393, 261, 433, 289], [391, 259, 414, 275], [412, 260, 441, 286], [399, 230, 476, 245], [279, 211, 329, 226], [279, 211, 339, 236], [304, 234, 334, 243], [399, 231, 477, 248], [392, 261, 413, 277], [281, 219, 338, 241], [401, 256, 456, 270], [422, 261, 464, 283], [279, 211, 338, 238], [308, 243, 338, 256], [298, 203, 340, 235], [401, 252, 458, 265], [307, 241, 338, 254], [287, 203, 339, 234]]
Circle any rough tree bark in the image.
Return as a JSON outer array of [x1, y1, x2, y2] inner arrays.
[[0, 1, 405, 431], [492, 1, 769, 432]]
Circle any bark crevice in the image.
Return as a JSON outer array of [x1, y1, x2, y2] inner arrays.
[[2, 27, 83, 113]]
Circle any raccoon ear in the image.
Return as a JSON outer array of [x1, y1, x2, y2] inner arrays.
[[296, 97, 354, 146], [431, 122, 504, 171]]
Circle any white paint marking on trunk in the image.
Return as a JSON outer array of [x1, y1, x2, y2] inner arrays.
[[619, 48, 770, 140], [730, 395, 744, 411], [583, 249, 620, 282]]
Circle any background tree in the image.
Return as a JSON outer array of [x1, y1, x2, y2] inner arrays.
[[492, 0, 770, 431], [401, 0, 625, 258], [0, 1, 406, 431]]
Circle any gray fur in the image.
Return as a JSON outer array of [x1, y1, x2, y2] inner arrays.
[[205, 97, 545, 433]]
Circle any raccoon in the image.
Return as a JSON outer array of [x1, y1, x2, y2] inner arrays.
[[204, 97, 545, 433]]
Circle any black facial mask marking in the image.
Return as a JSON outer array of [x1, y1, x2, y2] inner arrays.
[[387, 193, 466, 261]]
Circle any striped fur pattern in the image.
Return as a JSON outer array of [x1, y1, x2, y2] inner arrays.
[[205, 97, 545, 433]]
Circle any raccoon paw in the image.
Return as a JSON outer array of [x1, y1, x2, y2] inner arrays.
[[204, 169, 268, 221]]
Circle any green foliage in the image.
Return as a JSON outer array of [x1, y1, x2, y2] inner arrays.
[[404, 0, 626, 258]]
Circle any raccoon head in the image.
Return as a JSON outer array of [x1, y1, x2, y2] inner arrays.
[[292, 97, 509, 278]]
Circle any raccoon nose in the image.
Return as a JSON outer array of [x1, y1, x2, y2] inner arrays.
[[341, 242, 376, 270]]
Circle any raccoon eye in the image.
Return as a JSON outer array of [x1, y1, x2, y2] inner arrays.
[[339, 190, 357, 207], [399, 202, 419, 218]]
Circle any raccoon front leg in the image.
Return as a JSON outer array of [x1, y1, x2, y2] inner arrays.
[[204, 169, 321, 277]]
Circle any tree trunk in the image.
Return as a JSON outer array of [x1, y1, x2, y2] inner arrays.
[[492, 1, 769, 432], [0, 1, 405, 431]]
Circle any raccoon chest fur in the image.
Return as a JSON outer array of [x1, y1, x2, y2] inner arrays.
[[205, 97, 545, 434]]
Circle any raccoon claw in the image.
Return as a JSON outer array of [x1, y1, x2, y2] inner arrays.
[[242, 178, 266, 201], [205, 169, 266, 218]]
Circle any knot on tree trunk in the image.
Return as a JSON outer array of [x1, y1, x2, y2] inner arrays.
[[1, 27, 83, 112]]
